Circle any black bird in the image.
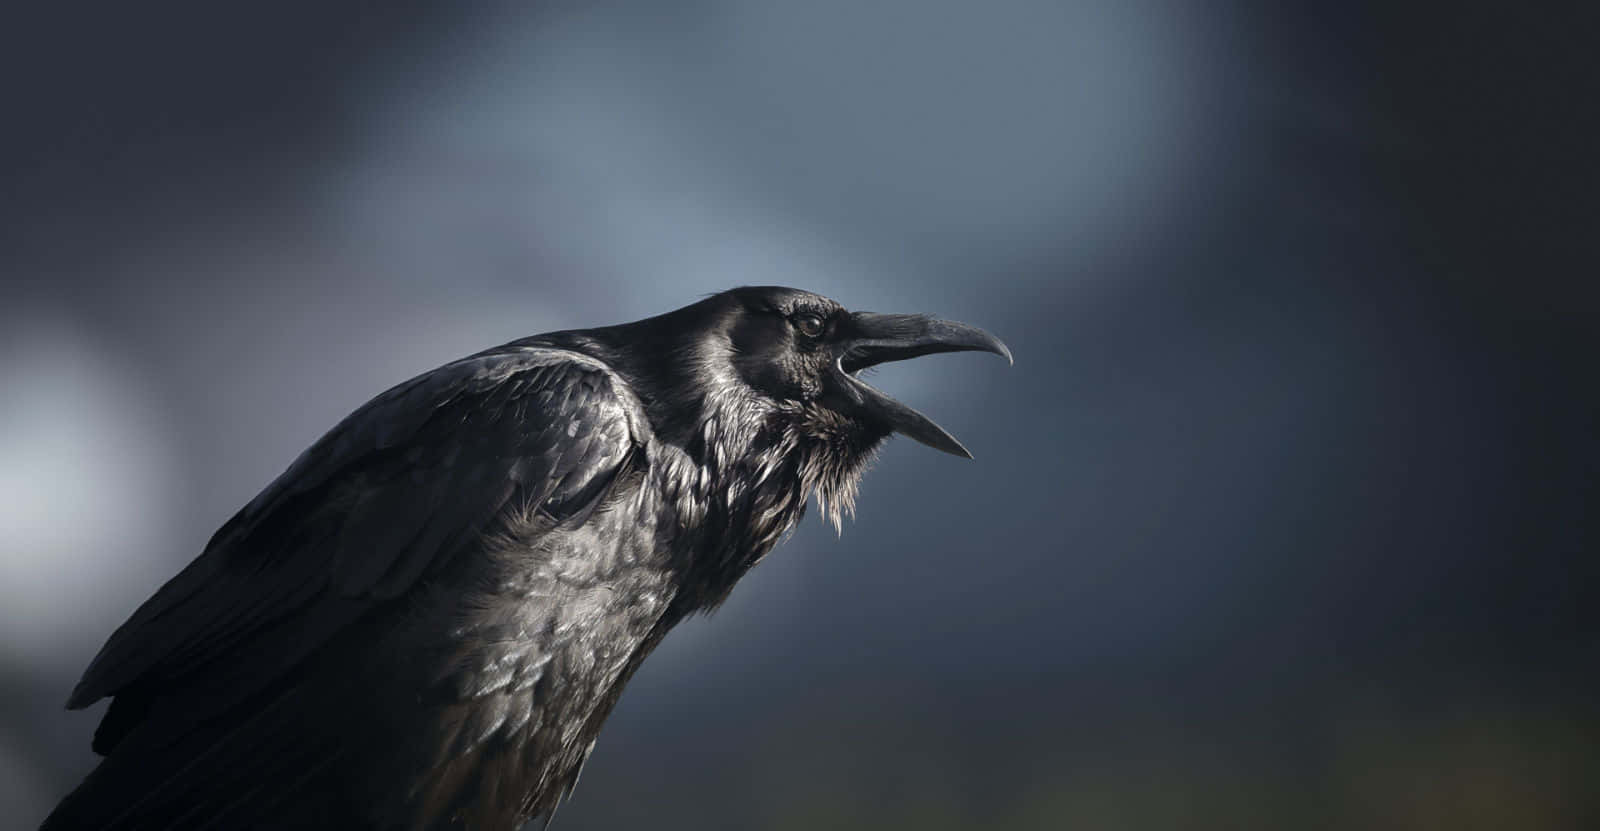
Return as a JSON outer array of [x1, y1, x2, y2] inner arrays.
[[44, 286, 1010, 830]]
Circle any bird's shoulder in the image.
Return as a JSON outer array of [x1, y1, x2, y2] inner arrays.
[[237, 345, 648, 525]]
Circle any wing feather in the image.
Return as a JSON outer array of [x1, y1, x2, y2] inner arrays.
[[65, 347, 641, 758]]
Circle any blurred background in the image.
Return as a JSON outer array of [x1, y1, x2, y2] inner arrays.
[[2, 1, 1595, 828]]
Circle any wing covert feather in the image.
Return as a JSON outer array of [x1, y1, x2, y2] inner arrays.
[[67, 348, 641, 750]]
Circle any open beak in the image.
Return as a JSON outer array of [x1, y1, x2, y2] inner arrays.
[[833, 312, 1012, 459]]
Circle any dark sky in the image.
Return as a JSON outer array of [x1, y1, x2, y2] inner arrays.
[[2, 2, 1595, 829]]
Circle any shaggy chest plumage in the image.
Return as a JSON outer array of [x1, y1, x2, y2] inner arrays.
[[652, 395, 885, 611]]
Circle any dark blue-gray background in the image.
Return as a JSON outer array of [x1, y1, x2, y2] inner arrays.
[[1, 2, 1594, 828]]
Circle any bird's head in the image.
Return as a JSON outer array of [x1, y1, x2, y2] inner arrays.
[[711, 286, 1013, 461], [581, 285, 1010, 537]]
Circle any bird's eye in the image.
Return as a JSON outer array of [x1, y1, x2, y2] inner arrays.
[[793, 313, 825, 338]]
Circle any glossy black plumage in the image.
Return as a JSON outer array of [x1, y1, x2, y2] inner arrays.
[[43, 287, 1008, 830]]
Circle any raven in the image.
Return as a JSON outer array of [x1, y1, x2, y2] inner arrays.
[[44, 286, 1010, 830]]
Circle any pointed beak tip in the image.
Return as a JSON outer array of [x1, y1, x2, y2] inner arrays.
[[934, 435, 975, 460], [965, 326, 1011, 366]]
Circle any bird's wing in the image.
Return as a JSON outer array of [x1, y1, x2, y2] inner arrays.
[[65, 346, 642, 752]]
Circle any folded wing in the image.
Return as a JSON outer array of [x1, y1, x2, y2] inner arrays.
[[65, 347, 641, 757]]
